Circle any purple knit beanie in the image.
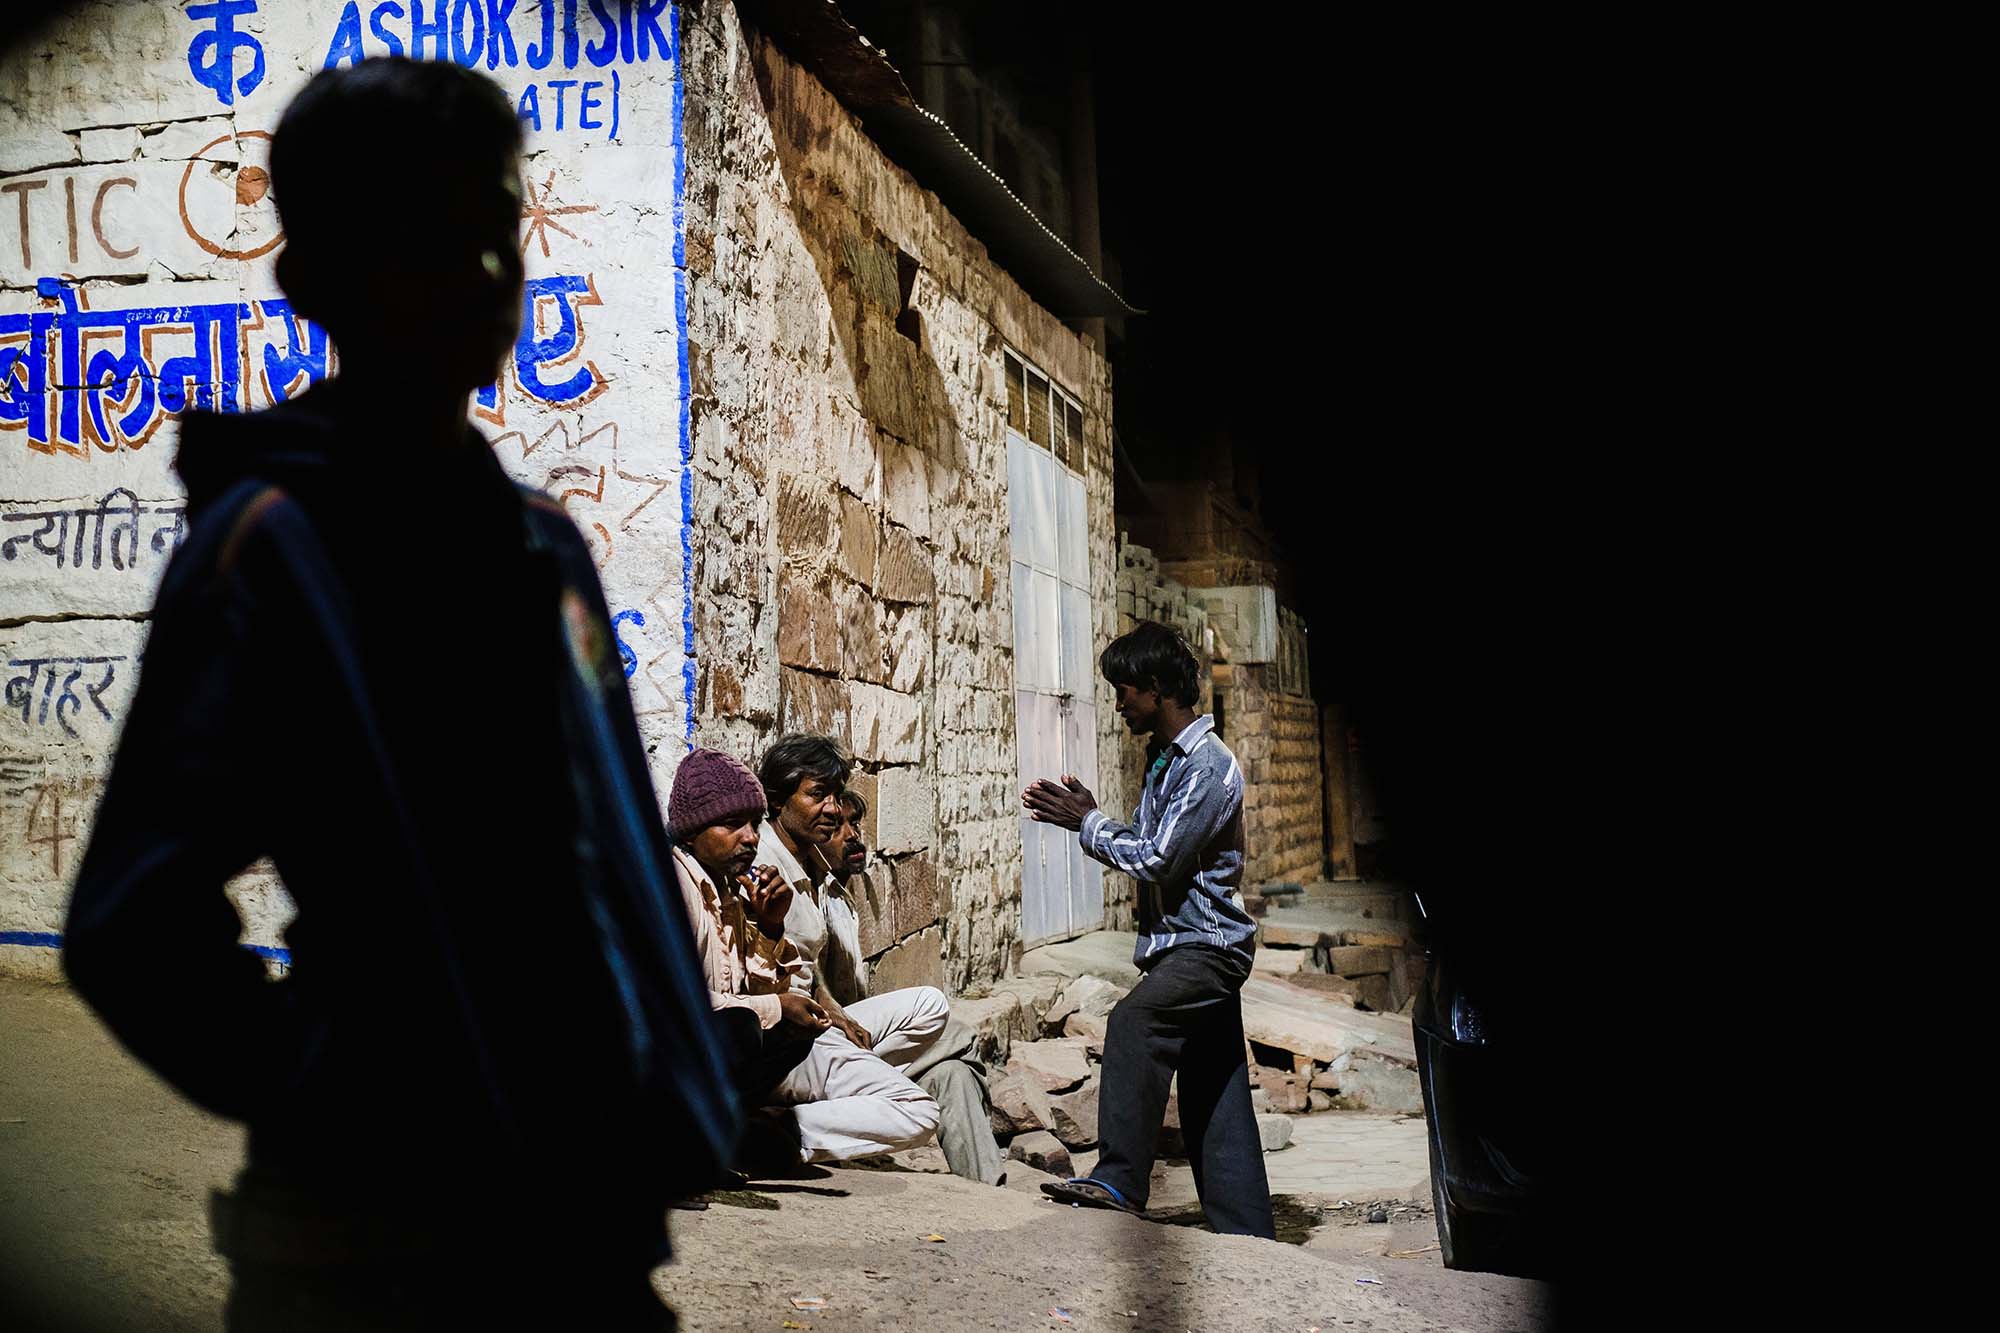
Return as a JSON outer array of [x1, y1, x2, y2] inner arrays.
[[668, 748, 769, 838]]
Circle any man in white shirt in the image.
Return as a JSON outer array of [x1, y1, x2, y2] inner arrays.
[[753, 734, 946, 1161]]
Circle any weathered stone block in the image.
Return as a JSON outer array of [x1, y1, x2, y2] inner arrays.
[[843, 228, 901, 312], [837, 491, 877, 588], [884, 603, 931, 692], [777, 472, 837, 567], [875, 766, 935, 855], [1006, 1129, 1072, 1179], [850, 869, 895, 959], [850, 682, 924, 764], [883, 437, 932, 538], [876, 524, 935, 604], [778, 576, 842, 673], [779, 668, 849, 742], [867, 923, 943, 992], [838, 576, 885, 683], [887, 854, 939, 937]]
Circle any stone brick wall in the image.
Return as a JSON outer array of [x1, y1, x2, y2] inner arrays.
[[678, 8, 1115, 990], [1107, 536, 1212, 928], [1114, 541, 1324, 892], [1210, 605, 1325, 886]]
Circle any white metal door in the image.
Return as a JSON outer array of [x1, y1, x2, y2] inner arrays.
[[1011, 436, 1100, 947]]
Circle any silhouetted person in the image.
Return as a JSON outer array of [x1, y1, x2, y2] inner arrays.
[[62, 58, 730, 1329]]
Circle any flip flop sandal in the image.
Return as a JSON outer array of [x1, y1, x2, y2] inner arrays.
[[1038, 1177, 1139, 1213]]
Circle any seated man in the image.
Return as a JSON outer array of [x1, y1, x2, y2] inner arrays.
[[824, 789, 1008, 1187], [754, 734, 946, 1161], [664, 748, 829, 1109]]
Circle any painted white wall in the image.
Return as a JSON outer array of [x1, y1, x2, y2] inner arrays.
[[1, 1, 692, 976]]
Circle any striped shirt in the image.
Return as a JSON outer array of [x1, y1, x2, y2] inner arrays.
[[1079, 715, 1256, 969]]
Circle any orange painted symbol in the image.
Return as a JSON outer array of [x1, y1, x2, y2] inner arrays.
[[520, 170, 597, 258], [179, 130, 284, 261]]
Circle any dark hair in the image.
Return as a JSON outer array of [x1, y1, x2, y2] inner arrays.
[[839, 788, 868, 820], [758, 734, 853, 814], [271, 57, 520, 260], [1100, 620, 1201, 707]]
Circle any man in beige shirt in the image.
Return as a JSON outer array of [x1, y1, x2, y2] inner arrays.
[[670, 745, 939, 1164], [666, 748, 831, 1112]]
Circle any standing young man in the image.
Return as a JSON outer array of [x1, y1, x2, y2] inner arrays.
[[1022, 621, 1275, 1238]]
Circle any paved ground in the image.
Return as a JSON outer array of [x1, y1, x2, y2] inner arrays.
[[0, 978, 1553, 1331]]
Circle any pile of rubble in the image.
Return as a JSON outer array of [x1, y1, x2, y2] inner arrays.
[[1241, 882, 1425, 1015], [953, 935, 1425, 1180]]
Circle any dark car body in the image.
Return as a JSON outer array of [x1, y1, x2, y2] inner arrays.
[[1411, 893, 1555, 1279]]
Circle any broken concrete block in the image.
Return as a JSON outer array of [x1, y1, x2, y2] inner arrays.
[[1338, 923, 1411, 949], [1325, 945, 1392, 976], [950, 991, 1029, 1067], [1307, 1089, 1334, 1113], [1354, 974, 1394, 1012], [1062, 1011, 1107, 1057], [1048, 1078, 1100, 1148], [1308, 1066, 1341, 1093], [1259, 921, 1325, 949], [1042, 974, 1126, 1033], [1252, 946, 1310, 975], [1329, 1052, 1423, 1114], [1008, 1038, 1092, 1093], [1284, 973, 1360, 1004], [1007, 1129, 1072, 1178], [1239, 976, 1417, 1066], [1248, 1065, 1309, 1113], [987, 1069, 1054, 1135], [1256, 1114, 1294, 1152], [991, 975, 1066, 1030]]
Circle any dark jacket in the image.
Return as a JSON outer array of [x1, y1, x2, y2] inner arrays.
[[63, 385, 733, 1267]]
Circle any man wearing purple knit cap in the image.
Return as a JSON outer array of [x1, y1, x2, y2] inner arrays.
[[667, 749, 832, 1097], [668, 747, 940, 1168]]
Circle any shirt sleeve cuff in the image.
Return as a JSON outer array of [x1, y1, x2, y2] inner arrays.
[[747, 993, 783, 1029], [1080, 809, 1107, 846]]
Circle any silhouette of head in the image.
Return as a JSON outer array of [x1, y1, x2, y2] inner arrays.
[[270, 57, 524, 392]]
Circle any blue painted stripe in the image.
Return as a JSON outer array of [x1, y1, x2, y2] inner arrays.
[[671, 1, 697, 747], [1, 930, 290, 966]]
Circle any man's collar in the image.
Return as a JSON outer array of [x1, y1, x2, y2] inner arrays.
[[1166, 714, 1213, 755]]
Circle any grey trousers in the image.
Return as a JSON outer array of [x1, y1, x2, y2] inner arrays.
[[906, 1017, 1008, 1185]]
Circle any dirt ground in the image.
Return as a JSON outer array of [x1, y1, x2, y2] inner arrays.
[[0, 979, 1552, 1331]]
